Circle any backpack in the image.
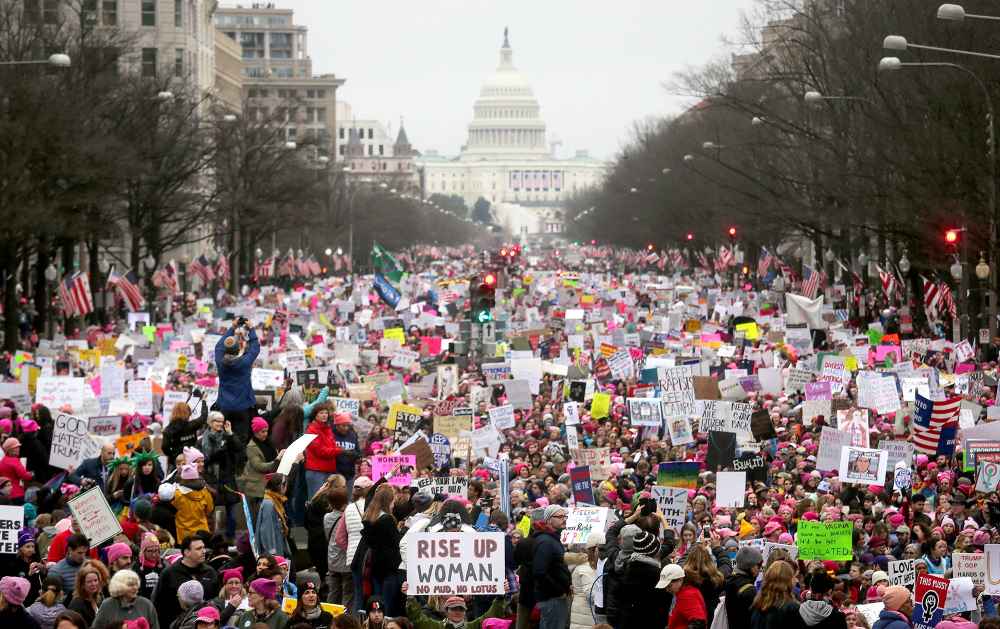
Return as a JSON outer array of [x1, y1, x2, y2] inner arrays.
[[334, 510, 348, 551], [711, 584, 755, 629]]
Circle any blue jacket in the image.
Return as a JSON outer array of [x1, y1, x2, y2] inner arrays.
[[872, 610, 911, 629], [72, 456, 107, 491], [255, 494, 291, 560], [215, 328, 260, 412]]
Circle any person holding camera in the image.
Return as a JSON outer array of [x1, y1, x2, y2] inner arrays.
[[214, 317, 260, 448]]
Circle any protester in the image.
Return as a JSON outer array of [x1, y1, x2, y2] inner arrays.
[[240, 418, 284, 516], [750, 562, 801, 629], [169, 464, 214, 543], [215, 319, 261, 447], [200, 411, 242, 540], [532, 505, 571, 629], [27, 576, 65, 629], [92, 569, 159, 629], [0, 575, 39, 629], [256, 474, 293, 560], [359, 483, 402, 616], [231, 577, 288, 629], [323, 485, 351, 607], [568, 531, 603, 629], [153, 537, 218, 628], [724, 546, 763, 629], [288, 580, 332, 629], [304, 403, 341, 499], [66, 559, 108, 627]]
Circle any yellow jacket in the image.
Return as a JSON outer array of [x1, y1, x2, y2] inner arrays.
[[172, 481, 214, 542]]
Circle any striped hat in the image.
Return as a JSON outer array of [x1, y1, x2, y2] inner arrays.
[[632, 530, 660, 557]]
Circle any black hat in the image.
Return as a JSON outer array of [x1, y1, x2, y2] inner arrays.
[[366, 596, 384, 613]]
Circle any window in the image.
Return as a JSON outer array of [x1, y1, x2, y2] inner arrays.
[[141, 47, 157, 77], [83, 0, 97, 23], [316, 107, 326, 121], [174, 0, 181, 27], [248, 88, 258, 98], [272, 67, 294, 77], [102, 0, 117, 24], [339, 145, 345, 156], [174, 48, 183, 76], [24, 0, 59, 24], [367, 145, 373, 156], [270, 32, 292, 59], [306, 90, 315, 99], [287, 127, 297, 140], [378, 145, 384, 156], [258, 89, 269, 98], [240, 32, 264, 58], [316, 90, 325, 98], [142, 0, 156, 26], [368, 128, 374, 140], [338, 128, 344, 139]]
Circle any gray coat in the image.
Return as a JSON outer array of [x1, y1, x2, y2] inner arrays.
[[92, 595, 160, 629]]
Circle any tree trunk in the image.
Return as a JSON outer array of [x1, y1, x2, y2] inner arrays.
[[2, 248, 19, 352], [87, 235, 100, 325], [33, 235, 50, 334]]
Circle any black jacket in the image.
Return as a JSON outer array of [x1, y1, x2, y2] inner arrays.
[[598, 519, 627, 622], [751, 601, 803, 629], [162, 404, 208, 467], [723, 572, 758, 629], [513, 534, 537, 610], [619, 554, 662, 629], [305, 497, 330, 578], [152, 560, 219, 628], [360, 513, 401, 580], [334, 428, 360, 478], [532, 529, 570, 602], [201, 429, 243, 503]]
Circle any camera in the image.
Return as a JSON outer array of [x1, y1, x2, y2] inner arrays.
[[236, 316, 249, 329]]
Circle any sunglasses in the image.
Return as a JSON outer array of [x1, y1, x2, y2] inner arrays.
[[446, 607, 467, 612]]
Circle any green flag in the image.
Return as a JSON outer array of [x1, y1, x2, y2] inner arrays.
[[371, 242, 404, 283]]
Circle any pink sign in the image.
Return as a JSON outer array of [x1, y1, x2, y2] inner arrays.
[[875, 345, 902, 363], [372, 454, 417, 487]]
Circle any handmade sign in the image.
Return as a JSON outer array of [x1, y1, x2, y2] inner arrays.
[[413, 476, 469, 497], [404, 532, 506, 596], [49, 413, 103, 470], [839, 446, 888, 486], [560, 507, 610, 546], [0, 506, 23, 554], [650, 486, 687, 532], [912, 573, 949, 629], [372, 454, 416, 487], [887, 559, 915, 588], [67, 487, 122, 547], [570, 465, 595, 505], [796, 521, 853, 561]]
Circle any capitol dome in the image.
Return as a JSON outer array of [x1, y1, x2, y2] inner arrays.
[[460, 29, 549, 162]]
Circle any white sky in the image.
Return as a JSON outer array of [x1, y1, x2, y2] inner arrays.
[[270, 0, 758, 161]]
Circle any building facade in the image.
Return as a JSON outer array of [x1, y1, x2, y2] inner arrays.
[[416, 30, 606, 239], [214, 2, 343, 157]]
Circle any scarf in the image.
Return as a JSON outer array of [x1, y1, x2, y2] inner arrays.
[[253, 436, 278, 463], [265, 490, 289, 536]]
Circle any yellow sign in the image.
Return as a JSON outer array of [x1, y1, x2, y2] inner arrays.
[[522, 275, 533, 285], [115, 431, 148, 456], [281, 598, 345, 617], [98, 339, 118, 356], [383, 327, 405, 343], [685, 319, 702, 333], [735, 322, 759, 341], [387, 403, 422, 430], [177, 355, 188, 371], [843, 355, 858, 372], [434, 414, 472, 440], [591, 392, 611, 419]]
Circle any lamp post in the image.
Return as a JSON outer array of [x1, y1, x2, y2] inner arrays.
[[880, 55, 996, 338], [804, 90, 873, 106], [44, 264, 57, 340], [0, 53, 71, 67], [977, 252, 992, 343], [938, 3, 1000, 21], [143, 254, 156, 322]]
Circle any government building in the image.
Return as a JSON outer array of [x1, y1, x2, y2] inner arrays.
[[416, 30, 606, 241]]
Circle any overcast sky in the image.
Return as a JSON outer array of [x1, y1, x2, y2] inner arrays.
[[273, 0, 758, 161]]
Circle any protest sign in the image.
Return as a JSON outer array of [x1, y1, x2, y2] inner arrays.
[[372, 454, 416, 487], [87, 416, 121, 438], [650, 486, 687, 532], [389, 402, 423, 432], [657, 462, 699, 489], [733, 453, 767, 483], [627, 397, 663, 427], [35, 376, 86, 411], [855, 604, 884, 628], [405, 532, 506, 596], [333, 397, 361, 417], [0, 506, 22, 553], [887, 559, 915, 588], [882, 440, 914, 470], [115, 431, 146, 456], [978, 461, 1000, 493], [67, 487, 122, 546], [277, 434, 316, 475], [488, 405, 515, 430], [762, 542, 798, 563], [49, 413, 103, 470], [570, 465, 595, 505], [660, 366, 696, 416], [953, 552, 985, 586], [942, 577, 977, 615], [560, 507, 610, 546], [0, 383, 31, 410], [715, 471, 745, 508], [250, 368, 284, 390], [817, 426, 852, 471], [429, 433, 452, 469], [413, 476, 469, 497], [575, 448, 610, 481], [913, 573, 949, 629], [986, 544, 1000, 595], [839, 446, 888, 486], [707, 431, 737, 471], [796, 521, 853, 560]]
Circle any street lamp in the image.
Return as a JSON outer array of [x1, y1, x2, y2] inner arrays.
[[751, 116, 766, 126], [883, 34, 1000, 61], [143, 254, 156, 270], [951, 260, 964, 281], [702, 141, 723, 150], [255, 247, 263, 259], [683, 154, 695, 162], [0, 53, 71, 67], [44, 264, 57, 339], [156, 91, 174, 102], [324, 247, 332, 256], [938, 3, 1000, 22], [824, 248, 835, 263], [379, 182, 388, 189], [804, 90, 872, 105], [284, 141, 297, 150], [661, 168, 671, 174], [977, 253, 991, 280]]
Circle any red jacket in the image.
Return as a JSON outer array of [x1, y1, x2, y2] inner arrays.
[[304, 420, 341, 473], [668, 584, 707, 629], [0, 456, 32, 499]]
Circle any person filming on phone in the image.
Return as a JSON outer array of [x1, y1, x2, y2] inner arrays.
[[215, 317, 260, 448]]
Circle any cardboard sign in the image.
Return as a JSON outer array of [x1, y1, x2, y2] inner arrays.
[[488, 405, 515, 430], [405, 532, 505, 596], [333, 397, 361, 417], [570, 465, 595, 505], [839, 446, 888, 486], [388, 403, 423, 431], [986, 544, 1000, 595], [67, 486, 123, 546], [413, 476, 468, 497], [372, 454, 416, 487], [627, 397, 663, 427], [277, 434, 316, 475], [49, 413, 103, 470], [796, 521, 853, 560], [115, 431, 147, 456], [715, 471, 745, 508], [35, 376, 86, 412], [650, 486, 687, 532], [913, 573, 949, 629], [887, 559, 915, 588], [0, 505, 23, 554], [87, 416, 121, 437], [560, 507, 610, 546], [817, 426, 852, 472], [953, 552, 985, 587]]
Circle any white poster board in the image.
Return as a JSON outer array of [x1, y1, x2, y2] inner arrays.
[[404, 532, 506, 596], [35, 376, 86, 411], [277, 433, 316, 475], [67, 487, 122, 546], [0, 505, 23, 554], [49, 413, 103, 470]]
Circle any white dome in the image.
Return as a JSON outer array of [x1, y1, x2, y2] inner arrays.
[[460, 30, 549, 162]]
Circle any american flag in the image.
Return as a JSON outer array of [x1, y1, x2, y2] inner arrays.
[[717, 246, 734, 270], [189, 255, 215, 284], [939, 281, 957, 320], [106, 269, 144, 312], [58, 272, 94, 317], [152, 261, 179, 295], [214, 254, 230, 285], [254, 257, 275, 281], [801, 264, 825, 299], [922, 276, 941, 321], [308, 256, 321, 276], [912, 393, 961, 455], [878, 266, 901, 302], [278, 255, 296, 277], [696, 251, 710, 272], [776, 256, 796, 282], [757, 248, 773, 278], [669, 249, 686, 270]]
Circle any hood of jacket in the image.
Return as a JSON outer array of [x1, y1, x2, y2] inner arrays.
[[800, 600, 833, 626], [178, 478, 207, 492]]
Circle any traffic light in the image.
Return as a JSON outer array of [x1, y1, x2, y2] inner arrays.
[[686, 233, 694, 241], [728, 226, 737, 238], [945, 229, 959, 245], [471, 271, 497, 324]]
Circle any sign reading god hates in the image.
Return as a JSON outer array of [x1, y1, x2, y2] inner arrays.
[[405, 532, 505, 596]]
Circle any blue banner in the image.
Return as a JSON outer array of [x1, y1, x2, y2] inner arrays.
[[373, 273, 401, 308]]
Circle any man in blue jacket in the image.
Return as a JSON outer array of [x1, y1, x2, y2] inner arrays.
[[533, 504, 571, 629], [214, 318, 260, 448]]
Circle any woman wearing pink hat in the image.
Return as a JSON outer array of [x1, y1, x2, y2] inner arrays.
[[0, 438, 32, 502], [238, 418, 286, 517], [232, 578, 287, 629]]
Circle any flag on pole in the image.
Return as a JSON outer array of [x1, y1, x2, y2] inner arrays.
[[878, 265, 901, 302], [189, 255, 215, 284], [106, 269, 145, 312], [58, 272, 93, 317], [912, 393, 961, 456], [801, 264, 824, 299], [922, 276, 941, 321], [757, 248, 773, 278], [214, 254, 230, 285], [371, 242, 404, 283]]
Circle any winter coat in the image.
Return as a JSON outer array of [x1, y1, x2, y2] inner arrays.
[[872, 610, 912, 629], [359, 512, 401, 580], [323, 510, 348, 573], [668, 583, 707, 629], [723, 571, 758, 629], [405, 596, 507, 629], [215, 328, 260, 412], [152, 560, 219, 629], [26, 601, 64, 629], [231, 607, 289, 629], [135, 560, 162, 600], [304, 420, 340, 474], [598, 519, 627, 622], [18, 432, 50, 481], [333, 427, 360, 478], [344, 498, 366, 567], [255, 494, 292, 559], [239, 439, 279, 499], [0, 604, 40, 629], [72, 455, 108, 491], [620, 554, 664, 629], [569, 562, 598, 629], [533, 529, 571, 603], [201, 428, 242, 503], [799, 600, 848, 629], [0, 455, 33, 499], [162, 408, 208, 467], [171, 479, 214, 543], [305, 498, 330, 577], [750, 601, 803, 629], [92, 594, 160, 629]]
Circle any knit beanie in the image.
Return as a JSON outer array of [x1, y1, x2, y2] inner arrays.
[[632, 531, 660, 557], [882, 585, 911, 612], [620, 524, 641, 554], [177, 580, 204, 606]]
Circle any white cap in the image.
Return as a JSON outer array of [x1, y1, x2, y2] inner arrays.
[[655, 564, 685, 589]]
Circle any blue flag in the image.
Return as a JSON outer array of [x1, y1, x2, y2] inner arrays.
[[373, 273, 401, 308]]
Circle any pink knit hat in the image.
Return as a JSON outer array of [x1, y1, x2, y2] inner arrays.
[[106, 542, 132, 565]]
